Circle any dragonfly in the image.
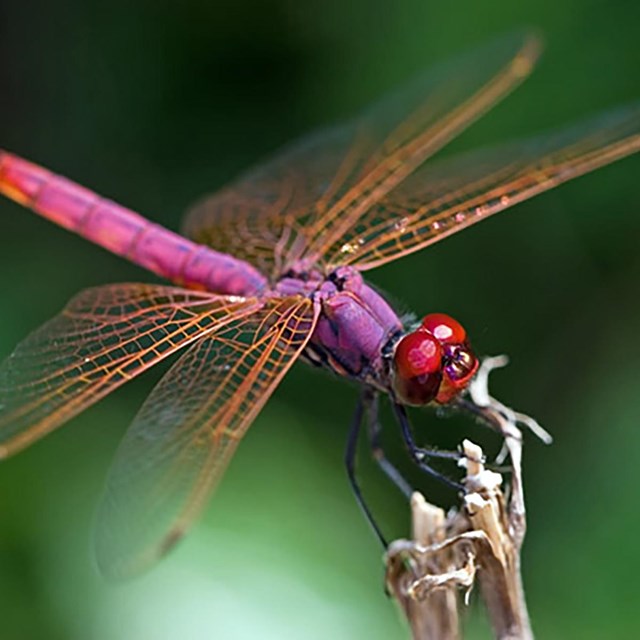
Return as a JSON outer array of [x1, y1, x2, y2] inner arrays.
[[0, 32, 639, 579]]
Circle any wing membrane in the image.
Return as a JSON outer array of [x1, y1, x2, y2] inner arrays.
[[0, 284, 260, 457], [328, 103, 640, 269], [94, 295, 317, 579], [183, 32, 540, 276]]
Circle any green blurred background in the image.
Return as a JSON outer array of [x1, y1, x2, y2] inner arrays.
[[0, 1, 638, 638]]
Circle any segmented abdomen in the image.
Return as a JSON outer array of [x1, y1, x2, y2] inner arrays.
[[0, 151, 268, 296]]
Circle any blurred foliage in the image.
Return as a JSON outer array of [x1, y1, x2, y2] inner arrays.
[[0, 0, 639, 638]]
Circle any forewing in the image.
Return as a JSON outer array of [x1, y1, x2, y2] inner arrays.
[[94, 295, 317, 579], [328, 102, 640, 269], [183, 32, 540, 275], [183, 125, 353, 275], [0, 284, 259, 457]]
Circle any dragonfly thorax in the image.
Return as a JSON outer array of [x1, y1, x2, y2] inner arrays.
[[282, 266, 402, 384]]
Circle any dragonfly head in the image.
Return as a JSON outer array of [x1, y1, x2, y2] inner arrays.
[[391, 313, 478, 406]]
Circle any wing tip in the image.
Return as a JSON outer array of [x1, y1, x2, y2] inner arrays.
[[517, 30, 544, 75], [94, 525, 188, 583], [0, 433, 28, 460], [95, 550, 145, 583]]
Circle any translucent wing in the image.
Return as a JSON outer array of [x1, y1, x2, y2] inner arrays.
[[94, 295, 317, 579], [184, 126, 352, 275], [0, 284, 260, 457], [326, 103, 640, 269], [183, 32, 540, 276]]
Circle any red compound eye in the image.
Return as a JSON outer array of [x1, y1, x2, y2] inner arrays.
[[421, 313, 466, 344], [394, 331, 442, 380]]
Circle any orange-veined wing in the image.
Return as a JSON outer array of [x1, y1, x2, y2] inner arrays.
[[183, 32, 540, 276], [325, 102, 640, 270], [184, 124, 353, 276], [0, 284, 261, 457], [94, 295, 317, 579]]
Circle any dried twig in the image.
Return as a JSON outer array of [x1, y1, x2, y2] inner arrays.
[[385, 494, 463, 640], [385, 355, 550, 640]]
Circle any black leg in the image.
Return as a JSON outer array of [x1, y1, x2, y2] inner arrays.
[[345, 392, 388, 547], [392, 402, 463, 491], [364, 388, 413, 500], [453, 396, 501, 434]]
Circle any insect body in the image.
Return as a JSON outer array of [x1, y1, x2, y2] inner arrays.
[[0, 32, 638, 578]]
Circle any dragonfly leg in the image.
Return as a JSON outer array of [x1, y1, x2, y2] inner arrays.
[[345, 393, 388, 547], [363, 388, 413, 500], [392, 402, 463, 491]]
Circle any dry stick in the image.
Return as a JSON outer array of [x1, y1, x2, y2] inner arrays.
[[385, 356, 547, 640], [465, 438, 533, 640], [385, 495, 462, 640]]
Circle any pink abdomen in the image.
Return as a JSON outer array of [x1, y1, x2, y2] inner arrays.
[[0, 151, 267, 296]]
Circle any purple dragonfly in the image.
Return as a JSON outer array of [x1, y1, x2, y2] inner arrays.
[[0, 33, 638, 578]]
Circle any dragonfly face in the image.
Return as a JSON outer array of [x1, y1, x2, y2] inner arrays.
[[390, 313, 478, 406]]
